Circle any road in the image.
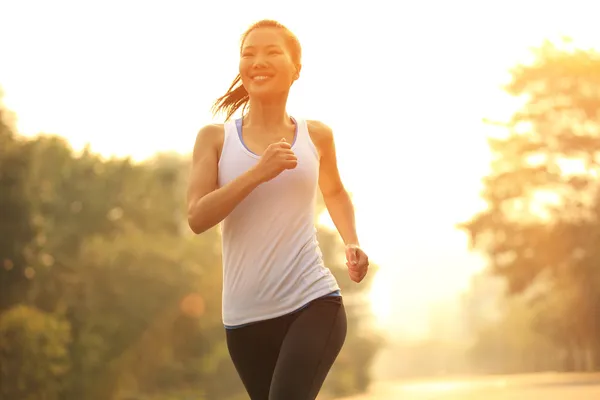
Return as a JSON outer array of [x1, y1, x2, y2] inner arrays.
[[333, 373, 600, 400]]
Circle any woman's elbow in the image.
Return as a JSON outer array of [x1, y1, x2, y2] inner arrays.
[[187, 208, 207, 235], [188, 219, 203, 235]]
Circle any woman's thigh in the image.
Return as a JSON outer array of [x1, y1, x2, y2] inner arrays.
[[225, 317, 288, 400], [269, 296, 347, 400]]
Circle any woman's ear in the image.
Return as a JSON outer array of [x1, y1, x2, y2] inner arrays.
[[294, 64, 302, 81]]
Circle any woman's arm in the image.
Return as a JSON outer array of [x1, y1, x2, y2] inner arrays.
[[309, 120, 369, 283], [309, 120, 359, 246], [187, 125, 297, 234], [186, 124, 263, 234]]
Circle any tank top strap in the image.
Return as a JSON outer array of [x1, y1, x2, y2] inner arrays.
[[292, 117, 319, 159], [223, 120, 237, 146], [218, 120, 241, 169]]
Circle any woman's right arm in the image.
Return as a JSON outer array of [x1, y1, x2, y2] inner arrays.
[[186, 124, 263, 234], [187, 124, 297, 234]]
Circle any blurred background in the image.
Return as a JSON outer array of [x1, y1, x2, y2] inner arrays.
[[2, 0, 600, 399]]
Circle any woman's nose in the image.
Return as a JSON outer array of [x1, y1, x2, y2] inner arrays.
[[252, 55, 268, 69]]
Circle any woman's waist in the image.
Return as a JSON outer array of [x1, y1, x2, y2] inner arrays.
[[221, 229, 322, 269], [221, 213, 317, 243]]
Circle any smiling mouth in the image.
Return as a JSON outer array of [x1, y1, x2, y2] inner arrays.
[[251, 75, 273, 81]]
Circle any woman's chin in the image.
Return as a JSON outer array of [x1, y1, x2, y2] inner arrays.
[[247, 84, 287, 101]]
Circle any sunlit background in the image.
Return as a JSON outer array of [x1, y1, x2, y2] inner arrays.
[[3, 0, 597, 333], [2, 0, 600, 399]]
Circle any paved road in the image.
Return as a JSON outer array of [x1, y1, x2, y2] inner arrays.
[[334, 373, 600, 400]]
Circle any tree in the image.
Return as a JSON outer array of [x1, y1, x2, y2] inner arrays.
[[0, 305, 71, 400], [0, 122, 240, 399], [461, 39, 600, 371], [0, 94, 36, 311]]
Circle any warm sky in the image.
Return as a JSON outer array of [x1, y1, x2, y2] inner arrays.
[[2, 0, 598, 338]]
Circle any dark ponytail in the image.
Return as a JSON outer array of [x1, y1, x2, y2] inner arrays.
[[211, 74, 249, 121]]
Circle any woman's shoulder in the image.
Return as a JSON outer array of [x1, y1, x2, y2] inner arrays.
[[196, 123, 225, 140], [305, 120, 334, 148], [195, 123, 225, 145], [193, 123, 225, 156]]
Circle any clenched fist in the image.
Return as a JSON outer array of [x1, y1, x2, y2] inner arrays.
[[345, 244, 369, 283], [253, 138, 298, 183]]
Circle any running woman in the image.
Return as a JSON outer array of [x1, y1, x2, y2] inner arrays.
[[187, 19, 369, 400]]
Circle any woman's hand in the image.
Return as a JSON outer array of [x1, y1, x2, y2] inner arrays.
[[252, 138, 297, 183], [345, 244, 369, 283]]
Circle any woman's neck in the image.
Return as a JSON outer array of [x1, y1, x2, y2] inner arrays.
[[245, 95, 290, 129]]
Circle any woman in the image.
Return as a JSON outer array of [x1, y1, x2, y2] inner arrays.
[[187, 19, 369, 400]]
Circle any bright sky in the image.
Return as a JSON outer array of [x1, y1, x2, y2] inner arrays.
[[2, 0, 598, 338]]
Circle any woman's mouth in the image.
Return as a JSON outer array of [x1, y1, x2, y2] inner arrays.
[[251, 75, 273, 82]]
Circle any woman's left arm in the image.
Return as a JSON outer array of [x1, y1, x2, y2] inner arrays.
[[308, 120, 369, 283]]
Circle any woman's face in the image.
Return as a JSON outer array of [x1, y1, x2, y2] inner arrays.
[[239, 27, 299, 99]]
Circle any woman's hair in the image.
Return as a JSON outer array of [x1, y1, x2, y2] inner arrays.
[[211, 19, 302, 121]]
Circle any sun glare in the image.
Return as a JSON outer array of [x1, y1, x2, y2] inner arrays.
[[3, 0, 598, 341], [368, 271, 393, 327]]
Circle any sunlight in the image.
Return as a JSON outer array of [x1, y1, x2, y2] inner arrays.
[[368, 271, 393, 327], [2, 0, 599, 344], [4, 1, 600, 399]]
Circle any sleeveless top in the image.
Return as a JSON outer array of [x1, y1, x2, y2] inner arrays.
[[217, 117, 341, 328]]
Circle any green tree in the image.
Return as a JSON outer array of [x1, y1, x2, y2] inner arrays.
[[0, 94, 36, 311], [0, 305, 71, 400], [461, 39, 600, 371], [0, 128, 240, 399]]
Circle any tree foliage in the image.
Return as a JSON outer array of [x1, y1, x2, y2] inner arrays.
[[461, 39, 600, 372], [0, 305, 71, 400]]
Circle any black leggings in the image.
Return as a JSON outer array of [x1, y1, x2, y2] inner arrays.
[[225, 295, 347, 400]]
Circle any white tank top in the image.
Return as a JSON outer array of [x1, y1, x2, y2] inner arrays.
[[217, 117, 341, 327]]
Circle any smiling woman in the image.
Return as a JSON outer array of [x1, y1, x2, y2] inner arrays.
[[239, 29, 301, 97], [186, 19, 370, 400], [211, 19, 302, 122]]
